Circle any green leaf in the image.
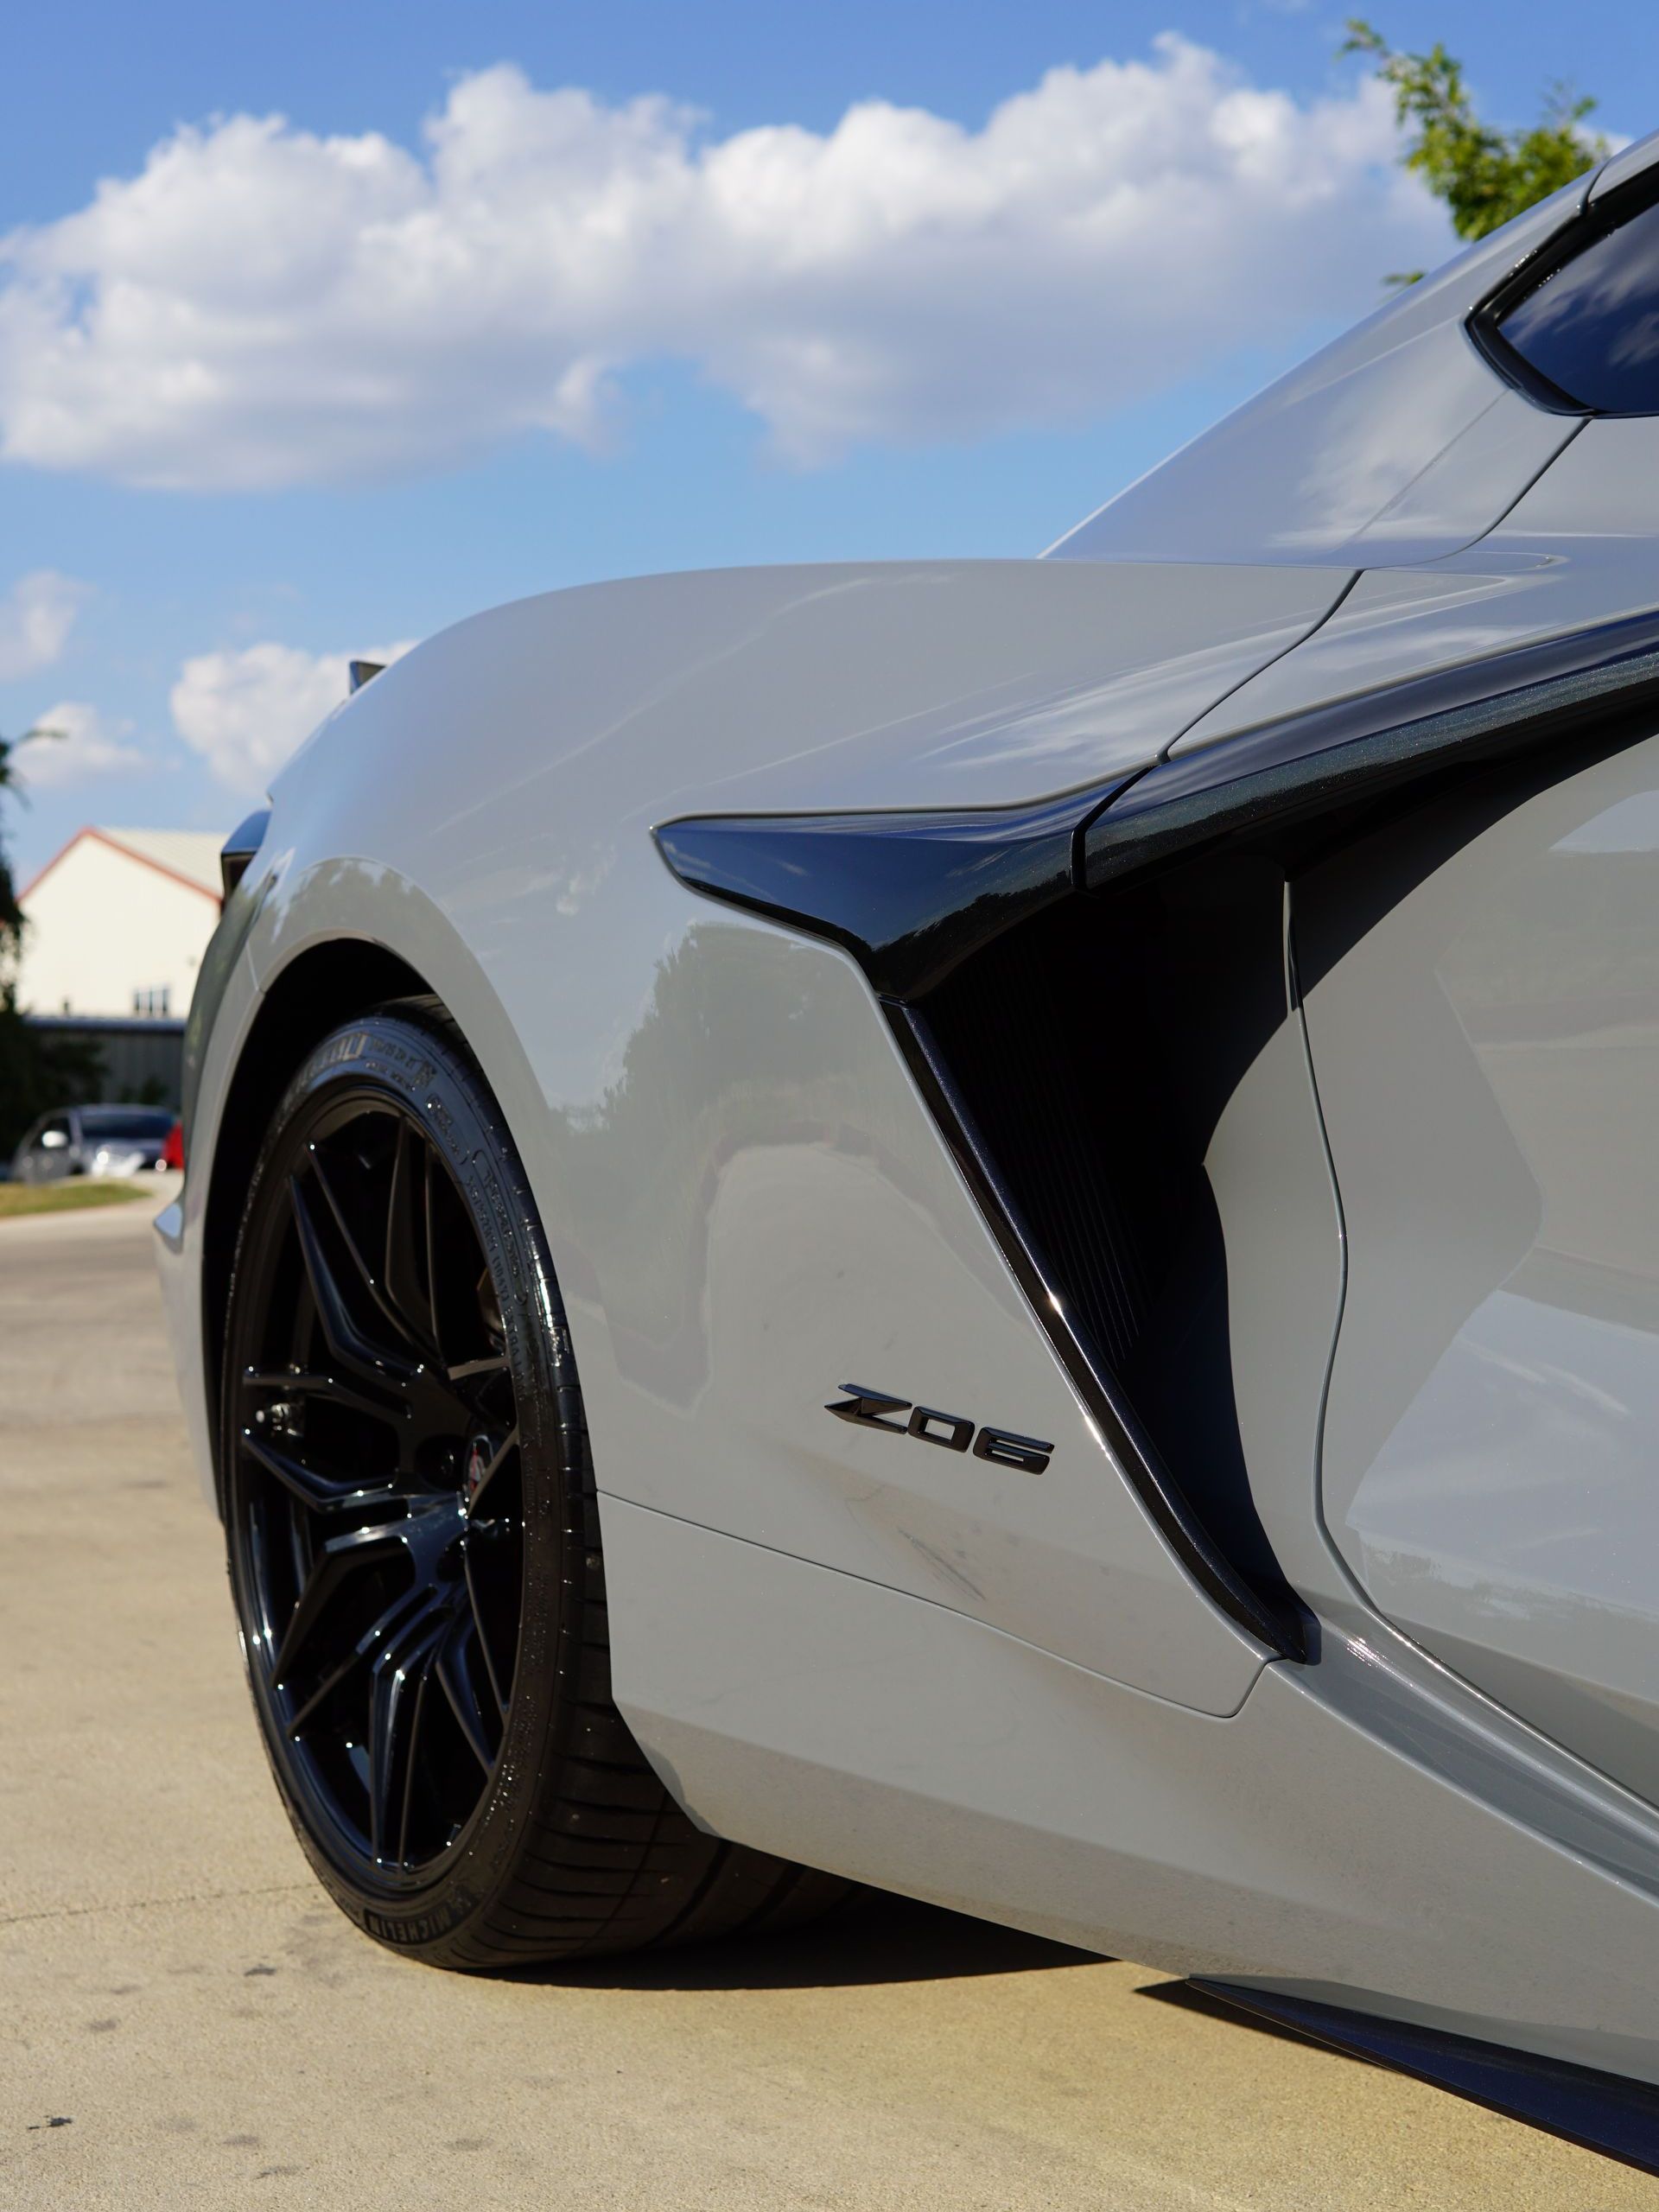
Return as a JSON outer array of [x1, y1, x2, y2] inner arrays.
[[1344, 19, 1605, 252]]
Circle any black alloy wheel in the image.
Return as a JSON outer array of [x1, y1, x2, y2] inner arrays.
[[232, 1090, 519, 1877], [222, 1001, 851, 1967]]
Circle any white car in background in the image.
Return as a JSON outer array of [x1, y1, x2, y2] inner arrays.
[[12, 1104, 176, 1182]]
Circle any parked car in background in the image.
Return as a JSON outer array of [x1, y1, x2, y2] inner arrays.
[[162, 1117, 185, 1173], [11, 1105, 178, 1183]]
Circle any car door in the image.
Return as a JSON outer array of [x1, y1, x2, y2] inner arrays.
[[1297, 701, 1659, 1810], [1205, 153, 1659, 1814]]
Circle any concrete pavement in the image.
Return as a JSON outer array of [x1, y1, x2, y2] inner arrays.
[[2, 1197, 1652, 2209]]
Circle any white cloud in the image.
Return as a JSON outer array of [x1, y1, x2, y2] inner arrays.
[[0, 570, 88, 680], [12, 699, 144, 789], [0, 40, 1448, 488], [170, 639, 415, 793]]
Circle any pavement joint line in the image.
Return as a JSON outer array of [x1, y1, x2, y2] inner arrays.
[[0, 1882, 315, 1930]]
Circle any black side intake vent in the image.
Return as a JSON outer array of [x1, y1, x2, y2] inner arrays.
[[658, 798, 1309, 1657], [908, 850, 1306, 1646], [918, 912, 1161, 1378]]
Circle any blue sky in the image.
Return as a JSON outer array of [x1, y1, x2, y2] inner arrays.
[[1, 1, 1650, 877]]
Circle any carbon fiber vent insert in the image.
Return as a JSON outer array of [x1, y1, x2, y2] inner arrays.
[[915, 854, 1300, 1620]]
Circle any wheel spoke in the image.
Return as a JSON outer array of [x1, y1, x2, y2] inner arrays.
[[367, 1608, 448, 1861], [396, 1666, 433, 1867], [272, 1522, 408, 1685], [446, 1355, 507, 1386], [422, 1148, 446, 1367], [243, 1366, 410, 1428], [292, 1168, 474, 1446], [283, 1581, 440, 1738], [309, 1145, 435, 1360], [465, 1426, 518, 1520], [290, 1173, 419, 1393], [382, 1122, 435, 1354], [435, 1615, 497, 1772], [241, 1427, 405, 1515], [463, 1541, 510, 1716]]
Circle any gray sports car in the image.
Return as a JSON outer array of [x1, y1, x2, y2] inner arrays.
[[160, 129, 1659, 2170]]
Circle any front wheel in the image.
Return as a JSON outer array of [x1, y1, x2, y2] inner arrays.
[[221, 1000, 849, 1968]]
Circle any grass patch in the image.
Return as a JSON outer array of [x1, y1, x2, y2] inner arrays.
[[0, 1179, 151, 1220]]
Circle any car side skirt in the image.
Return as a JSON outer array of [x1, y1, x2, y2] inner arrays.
[[1193, 1982, 1659, 2177]]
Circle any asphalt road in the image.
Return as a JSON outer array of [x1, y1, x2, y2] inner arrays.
[[3, 1197, 1653, 2210]]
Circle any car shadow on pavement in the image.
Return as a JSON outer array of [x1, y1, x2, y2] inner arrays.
[[512, 1889, 1105, 1993]]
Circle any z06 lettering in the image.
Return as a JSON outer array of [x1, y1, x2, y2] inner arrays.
[[825, 1384, 1052, 1474]]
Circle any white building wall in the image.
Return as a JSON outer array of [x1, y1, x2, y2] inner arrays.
[[18, 837, 221, 1017]]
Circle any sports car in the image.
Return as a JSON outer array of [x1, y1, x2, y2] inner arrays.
[[160, 128, 1659, 2166]]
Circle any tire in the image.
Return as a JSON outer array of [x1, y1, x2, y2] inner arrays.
[[220, 998, 850, 1968]]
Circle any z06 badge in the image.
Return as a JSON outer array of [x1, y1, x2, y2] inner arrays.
[[825, 1384, 1052, 1473]]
